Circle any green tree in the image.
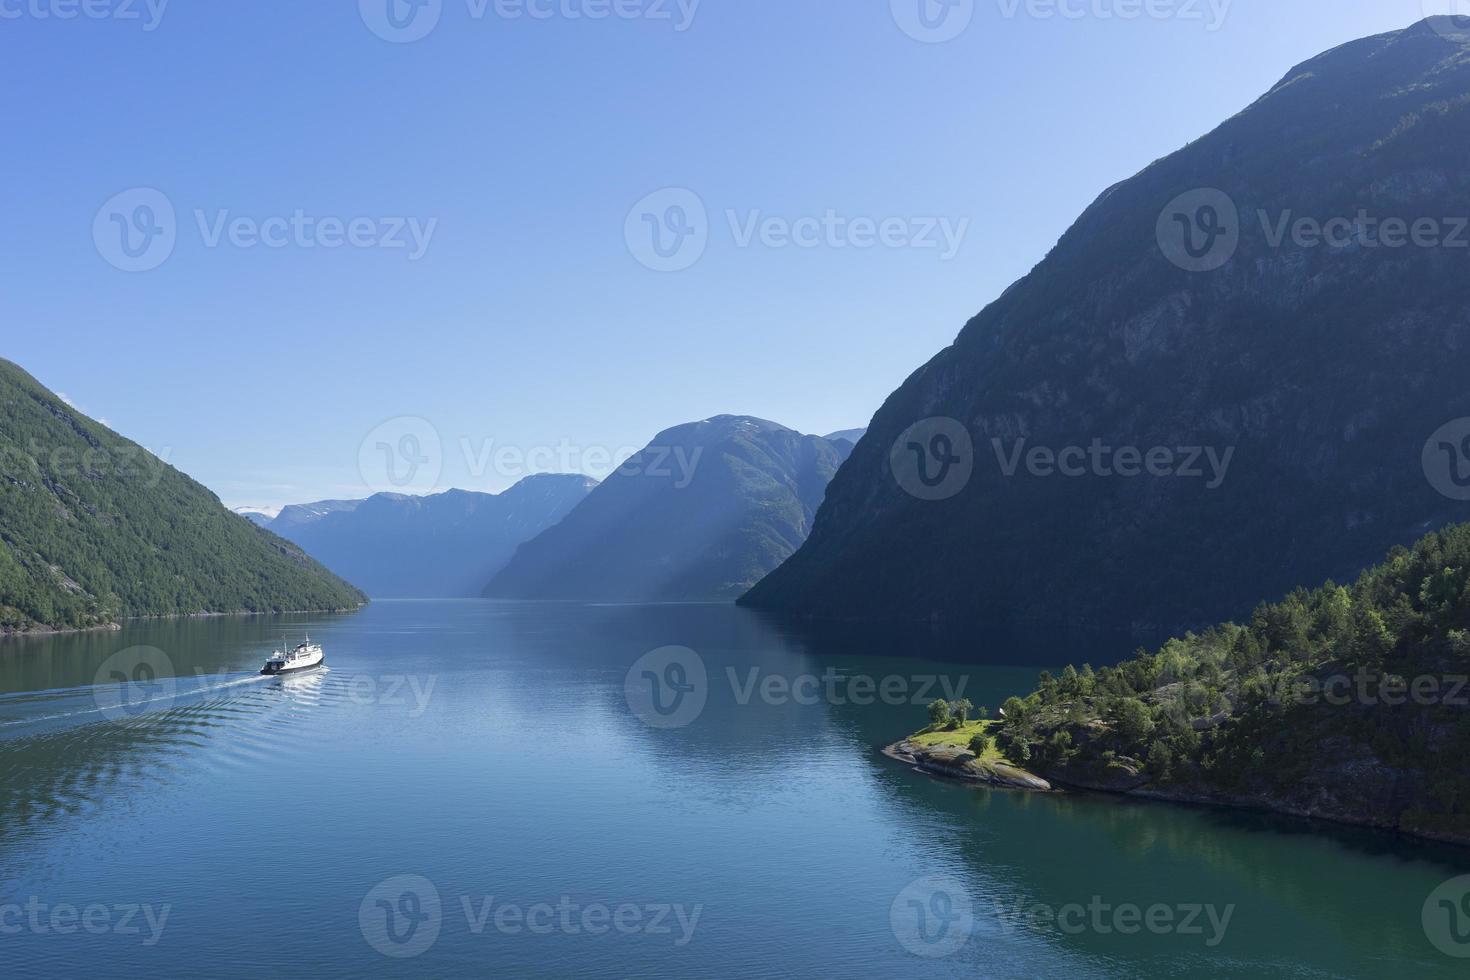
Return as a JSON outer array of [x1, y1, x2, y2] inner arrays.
[[1109, 697, 1155, 745], [1147, 741, 1175, 782], [927, 699, 952, 729]]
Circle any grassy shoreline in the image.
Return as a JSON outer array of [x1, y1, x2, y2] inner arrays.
[[886, 719, 1053, 792]]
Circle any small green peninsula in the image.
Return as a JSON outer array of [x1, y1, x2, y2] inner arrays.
[[886, 704, 1052, 792], [891, 525, 1470, 846]]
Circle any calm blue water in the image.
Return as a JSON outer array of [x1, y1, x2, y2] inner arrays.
[[0, 600, 1465, 978]]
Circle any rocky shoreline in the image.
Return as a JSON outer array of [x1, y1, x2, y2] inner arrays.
[[885, 738, 1470, 848], [883, 740, 1053, 792]]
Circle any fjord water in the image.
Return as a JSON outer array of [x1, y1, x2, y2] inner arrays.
[[0, 602, 1463, 978]]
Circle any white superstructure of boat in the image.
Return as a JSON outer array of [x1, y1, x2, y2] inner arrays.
[[261, 638, 325, 676]]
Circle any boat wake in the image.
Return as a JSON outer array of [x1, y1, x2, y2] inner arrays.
[[0, 672, 276, 732]]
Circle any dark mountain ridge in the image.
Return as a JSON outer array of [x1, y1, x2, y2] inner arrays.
[[743, 20, 1470, 650]]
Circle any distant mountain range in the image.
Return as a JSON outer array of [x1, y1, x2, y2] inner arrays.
[[270, 499, 360, 532], [823, 428, 867, 446], [265, 476, 596, 598], [0, 359, 364, 633], [485, 416, 854, 602], [233, 507, 280, 528], [744, 20, 1470, 643]]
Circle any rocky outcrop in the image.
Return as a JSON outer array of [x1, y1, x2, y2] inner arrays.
[[884, 741, 1053, 792]]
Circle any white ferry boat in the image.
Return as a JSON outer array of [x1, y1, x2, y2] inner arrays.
[[261, 638, 325, 676]]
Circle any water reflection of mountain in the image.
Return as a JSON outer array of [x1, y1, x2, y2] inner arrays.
[[747, 607, 1154, 670]]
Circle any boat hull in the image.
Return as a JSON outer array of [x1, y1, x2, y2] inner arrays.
[[261, 655, 325, 676]]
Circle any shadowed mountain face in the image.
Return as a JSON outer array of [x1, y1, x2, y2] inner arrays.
[[0, 359, 365, 632], [269, 476, 596, 598], [484, 416, 854, 602], [743, 21, 1470, 645]]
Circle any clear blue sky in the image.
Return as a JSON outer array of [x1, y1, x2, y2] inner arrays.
[[1, 0, 1441, 509]]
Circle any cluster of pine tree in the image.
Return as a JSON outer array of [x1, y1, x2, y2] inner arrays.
[[996, 525, 1470, 832]]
